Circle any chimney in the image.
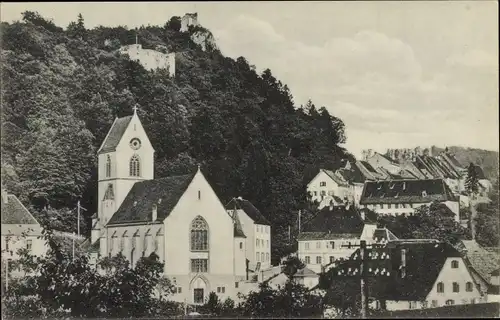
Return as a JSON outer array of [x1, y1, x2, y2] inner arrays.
[[152, 204, 158, 221], [1, 188, 8, 204]]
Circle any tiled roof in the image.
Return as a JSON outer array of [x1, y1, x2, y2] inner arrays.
[[322, 169, 349, 187], [98, 116, 133, 154], [1, 194, 39, 225], [297, 232, 360, 241], [294, 267, 318, 278], [301, 206, 365, 235], [355, 161, 378, 181], [461, 240, 500, 284], [332, 241, 462, 301], [360, 178, 458, 204], [107, 172, 196, 225], [337, 163, 372, 184], [225, 198, 271, 226], [442, 152, 464, 170], [372, 228, 399, 242], [229, 209, 246, 238]]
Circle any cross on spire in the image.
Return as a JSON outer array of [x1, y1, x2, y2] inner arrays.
[[133, 104, 139, 114]]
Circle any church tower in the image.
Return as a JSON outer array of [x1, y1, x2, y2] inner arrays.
[[91, 107, 155, 244]]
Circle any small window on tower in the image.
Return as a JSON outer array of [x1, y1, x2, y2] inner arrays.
[[198, 190, 201, 200]]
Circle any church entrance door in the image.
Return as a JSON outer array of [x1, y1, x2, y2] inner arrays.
[[193, 288, 204, 304]]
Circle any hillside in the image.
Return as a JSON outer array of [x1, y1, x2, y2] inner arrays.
[[430, 146, 499, 181], [0, 12, 350, 262]]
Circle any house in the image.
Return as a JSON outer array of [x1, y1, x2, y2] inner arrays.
[[459, 240, 500, 297], [307, 169, 351, 204], [297, 206, 397, 273], [333, 240, 484, 311], [90, 109, 247, 304], [293, 267, 319, 289], [365, 152, 403, 176], [1, 189, 48, 262], [359, 179, 460, 221], [225, 197, 272, 276], [266, 267, 319, 290], [336, 160, 377, 207]]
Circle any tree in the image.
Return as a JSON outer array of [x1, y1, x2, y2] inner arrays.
[[282, 255, 305, 279], [377, 202, 471, 246], [67, 14, 87, 40], [466, 162, 480, 197], [165, 16, 182, 32], [238, 280, 323, 318], [474, 176, 499, 247]]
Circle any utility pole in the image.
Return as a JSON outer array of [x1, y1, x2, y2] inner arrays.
[[72, 232, 75, 261], [76, 200, 87, 238], [288, 225, 291, 241], [298, 210, 301, 234], [340, 240, 389, 319], [5, 258, 8, 292], [359, 240, 368, 319]]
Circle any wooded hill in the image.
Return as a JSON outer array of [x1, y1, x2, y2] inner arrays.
[[1, 12, 351, 262]]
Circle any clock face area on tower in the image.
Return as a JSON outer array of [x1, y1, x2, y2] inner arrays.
[[129, 138, 142, 150]]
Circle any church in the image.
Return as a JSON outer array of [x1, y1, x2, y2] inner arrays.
[[90, 108, 251, 304]]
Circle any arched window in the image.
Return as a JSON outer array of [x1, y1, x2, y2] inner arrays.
[[451, 260, 459, 268], [129, 155, 140, 177], [437, 282, 444, 293], [106, 155, 111, 177], [190, 216, 208, 251]]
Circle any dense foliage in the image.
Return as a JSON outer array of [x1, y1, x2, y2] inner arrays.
[[237, 281, 323, 318], [1, 12, 351, 262], [1, 224, 170, 319], [466, 162, 480, 195], [474, 177, 499, 247], [376, 202, 471, 246]]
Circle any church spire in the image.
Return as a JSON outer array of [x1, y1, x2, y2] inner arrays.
[[133, 104, 139, 115]]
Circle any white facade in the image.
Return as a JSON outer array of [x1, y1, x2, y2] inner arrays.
[[297, 224, 378, 273], [1, 192, 49, 278], [119, 44, 176, 77], [235, 208, 271, 272], [93, 112, 155, 244], [363, 200, 460, 222], [307, 170, 350, 203], [372, 257, 484, 311], [94, 112, 249, 305]]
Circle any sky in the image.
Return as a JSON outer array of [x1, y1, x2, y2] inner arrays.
[[2, 1, 498, 158]]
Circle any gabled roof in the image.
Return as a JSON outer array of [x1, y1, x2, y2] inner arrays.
[[1, 194, 39, 225], [107, 172, 196, 225], [298, 232, 360, 241], [360, 179, 458, 204], [332, 241, 462, 301], [225, 198, 271, 226], [461, 240, 500, 284], [98, 116, 133, 154], [294, 267, 318, 278], [298, 206, 365, 241], [228, 209, 246, 238], [372, 228, 399, 243], [337, 163, 370, 184]]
